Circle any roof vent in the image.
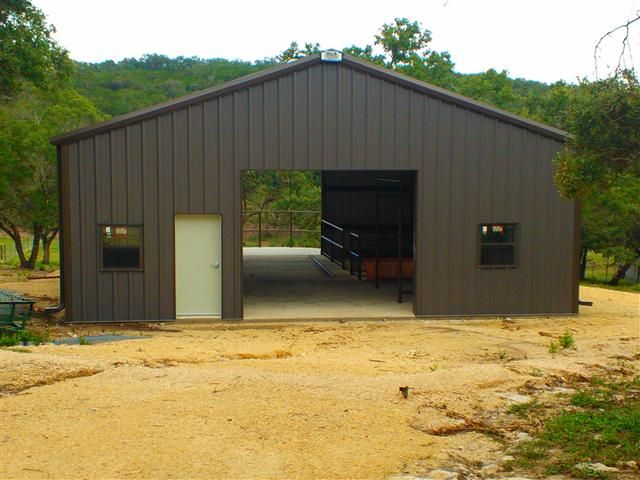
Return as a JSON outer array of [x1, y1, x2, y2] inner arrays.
[[321, 50, 342, 62]]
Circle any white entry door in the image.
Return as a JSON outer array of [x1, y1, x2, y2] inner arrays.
[[175, 214, 221, 317]]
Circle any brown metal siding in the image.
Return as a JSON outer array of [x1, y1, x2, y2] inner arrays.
[[60, 61, 577, 322]]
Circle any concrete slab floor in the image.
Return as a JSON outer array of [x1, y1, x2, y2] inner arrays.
[[243, 247, 414, 320]]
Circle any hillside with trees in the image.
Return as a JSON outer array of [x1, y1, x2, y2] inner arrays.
[[1, 2, 638, 287]]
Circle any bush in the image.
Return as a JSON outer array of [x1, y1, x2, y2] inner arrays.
[[558, 330, 575, 349], [0, 329, 50, 346]]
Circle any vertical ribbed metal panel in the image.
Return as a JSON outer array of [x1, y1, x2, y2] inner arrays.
[[94, 133, 113, 321], [519, 131, 537, 313], [66, 143, 82, 320], [142, 118, 159, 320], [204, 100, 220, 211], [157, 113, 174, 319], [351, 71, 366, 169], [188, 104, 204, 214], [60, 145, 74, 320], [293, 70, 309, 170], [78, 138, 97, 322], [110, 128, 129, 321], [218, 94, 237, 316], [60, 60, 577, 322], [462, 111, 481, 314]]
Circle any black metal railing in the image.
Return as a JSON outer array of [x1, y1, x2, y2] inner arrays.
[[242, 210, 320, 247], [348, 231, 362, 280], [320, 219, 346, 268]]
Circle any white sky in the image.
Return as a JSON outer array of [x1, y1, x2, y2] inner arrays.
[[34, 0, 639, 83]]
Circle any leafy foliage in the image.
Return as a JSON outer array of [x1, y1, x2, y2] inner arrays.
[[2, 6, 638, 277], [0, 0, 73, 98], [73, 55, 270, 116], [582, 176, 640, 264], [555, 71, 640, 198], [513, 377, 640, 478], [554, 71, 640, 283], [0, 328, 50, 346], [242, 171, 321, 246], [375, 18, 433, 68], [0, 85, 103, 267], [558, 329, 575, 349], [276, 42, 321, 63]]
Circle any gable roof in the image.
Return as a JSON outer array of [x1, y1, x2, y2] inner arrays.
[[51, 53, 567, 145]]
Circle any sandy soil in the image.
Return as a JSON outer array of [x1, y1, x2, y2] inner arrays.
[[0, 269, 60, 312], [0, 286, 638, 479]]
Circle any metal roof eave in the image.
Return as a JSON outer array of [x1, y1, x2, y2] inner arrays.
[[50, 54, 323, 145], [341, 55, 568, 141]]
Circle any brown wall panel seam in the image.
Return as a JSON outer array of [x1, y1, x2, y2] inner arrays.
[[75, 143, 84, 321], [155, 118, 161, 318], [186, 107, 191, 212]]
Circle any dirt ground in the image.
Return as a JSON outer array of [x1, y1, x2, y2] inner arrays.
[[0, 268, 60, 312], [0, 286, 638, 479]]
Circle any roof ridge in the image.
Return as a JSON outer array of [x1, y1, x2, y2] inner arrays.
[[51, 52, 566, 145]]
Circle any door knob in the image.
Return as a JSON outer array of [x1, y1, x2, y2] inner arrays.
[[211, 263, 220, 269]]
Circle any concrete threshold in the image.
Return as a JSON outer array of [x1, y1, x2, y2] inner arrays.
[[242, 247, 414, 320]]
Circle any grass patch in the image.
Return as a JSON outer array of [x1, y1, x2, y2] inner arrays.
[[548, 330, 576, 355], [507, 399, 544, 418], [78, 336, 92, 345], [0, 234, 60, 269], [0, 329, 50, 346], [581, 280, 640, 293], [558, 329, 575, 349], [581, 251, 640, 293], [513, 377, 640, 478]]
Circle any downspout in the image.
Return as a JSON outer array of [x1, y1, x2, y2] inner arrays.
[[45, 145, 65, 314]]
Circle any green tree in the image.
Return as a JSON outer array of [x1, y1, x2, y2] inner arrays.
[[374, 18, 432, 68], [276, 42, 321, 63], [373, 18, 456, 89], [342, 45, 385, 66], [0, 86, 103, 268], [73, 57, 265, 116], [579, 176, 640, 283], [0, 0, 72, 98], [242, 171, 321, 246], [456, 69, 519, 111], [554, 71, 640, 284], [555, 71, 639, 197]]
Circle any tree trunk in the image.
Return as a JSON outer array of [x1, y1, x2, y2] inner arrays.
[[0, 222, 28, 268], [23, 224, 42, 269], [0, 223, 42, 269], [609, 262, 632, 286], [579, 248, 588, 281], [41, 228, 58, 265]]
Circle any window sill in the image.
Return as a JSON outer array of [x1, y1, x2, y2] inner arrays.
[[100, 268, 144, 272], [477, 265, 517, 269]]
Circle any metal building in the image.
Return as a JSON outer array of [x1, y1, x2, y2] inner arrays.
[[51, 52, 579, 322]]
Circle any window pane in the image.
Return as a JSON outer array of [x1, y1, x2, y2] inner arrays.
[[102, 225, 142, 269], [480, 223, 515, 243], [481, 245, 514, 266]]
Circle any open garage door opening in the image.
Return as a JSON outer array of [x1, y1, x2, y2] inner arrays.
[[242, 170, 416, 320]]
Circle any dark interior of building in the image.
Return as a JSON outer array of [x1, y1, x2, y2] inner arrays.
[[321, 171, 416, 295], [242, 170, 416, 319]]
